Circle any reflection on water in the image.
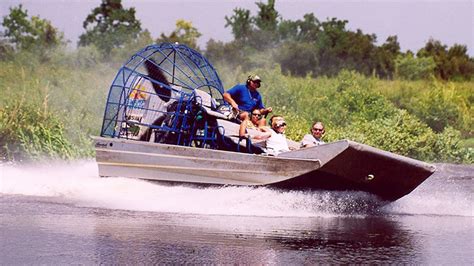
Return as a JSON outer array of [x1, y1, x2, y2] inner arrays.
[[0, 161, 473, 264], [0, 196, 414, 264]]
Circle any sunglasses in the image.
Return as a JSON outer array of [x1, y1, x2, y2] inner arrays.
[[312, 128, 324, 132], [276, 123, 287, 128], [252, 113, 263, 119]]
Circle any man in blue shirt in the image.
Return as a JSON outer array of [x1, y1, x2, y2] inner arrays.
[[223, 74, 272, 124]]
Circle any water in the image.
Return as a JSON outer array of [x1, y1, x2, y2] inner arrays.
[[1, 161, 472, 264]]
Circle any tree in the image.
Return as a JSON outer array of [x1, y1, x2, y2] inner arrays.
[[78, 0, 142, 56], [205, 38, 250, 69], [254, 0, 279, 33], [225, 8, 253, 42], [0, 32, 14, 60], [417, 39, 474, 80], [308, 17, 386, 77], [446, 44, 474, 80], [224, 0, 280, 50], [2, 4, 65, 51], [278, 13, 321, 43], [111, 29, 153, 63], [374, 35, 401, 78], [417, 39, 449, 79], [156, 19, 202, 50], [277, 41, 319, 76]]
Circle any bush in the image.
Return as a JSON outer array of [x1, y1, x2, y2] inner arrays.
[[329, 110, 435, 159], [392, 80, 473, 136], [0, 102, 79, 161], [413, 83, 462, 133], [433, 127, 473, 163], [395, 54, 436, 80], [68, 45, 103, 68]]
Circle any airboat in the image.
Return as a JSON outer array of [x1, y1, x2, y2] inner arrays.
[[93, 42, 436, 201]]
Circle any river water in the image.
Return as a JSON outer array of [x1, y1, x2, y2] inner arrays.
[[1, 161, 472, 264]]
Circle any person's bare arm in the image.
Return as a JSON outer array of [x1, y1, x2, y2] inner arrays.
[[239, 120, 248, 138], [260, 107, 273, 115], [253, 126, 272, 140], [223, 92, 238, 110]]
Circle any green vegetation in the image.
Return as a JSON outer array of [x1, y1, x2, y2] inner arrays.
[[240, 68, 472, 163], [0, 50, 472, 163], [0, 101, 77, 161], [1, 4, 66, 63], [78, 0, 143, 57], [0, 51, 114, 161], [208, 0, 473, 81], [156, 19, 202, 50], [0, 0, 472, 163]]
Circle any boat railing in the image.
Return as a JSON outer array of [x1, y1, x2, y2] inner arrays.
[[237, 137, 254, 153]]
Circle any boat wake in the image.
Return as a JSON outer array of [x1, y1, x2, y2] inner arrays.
[[1, 161, 472, 217]]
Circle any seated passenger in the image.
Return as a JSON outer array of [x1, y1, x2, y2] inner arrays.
[[301, 121, 325, 148], [239, 108, 271, 140], [223, 74, 272, 124], [265, 115, 291, 156]]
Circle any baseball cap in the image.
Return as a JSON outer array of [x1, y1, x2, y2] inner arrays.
[[248, 74, 262, 82]]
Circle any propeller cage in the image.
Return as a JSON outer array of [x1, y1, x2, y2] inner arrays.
[[100, 43, 225, 147]]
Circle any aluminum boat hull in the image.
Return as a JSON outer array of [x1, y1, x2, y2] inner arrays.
[[278, 140, 436, 201], [94, 136, 321, 186], [93, 136, 436, 201]]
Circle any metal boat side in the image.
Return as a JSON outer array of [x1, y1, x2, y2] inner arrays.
[[278, 140, 437, 201], [93, 136, 321, 185]]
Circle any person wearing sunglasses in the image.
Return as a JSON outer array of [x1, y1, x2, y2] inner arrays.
[[239, 108, 271, 140], [301, 121, 325, 148], [223, 74, 272, 123], [264, 115, 291, 156]]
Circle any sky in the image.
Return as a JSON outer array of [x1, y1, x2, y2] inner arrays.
[[1, 0, 473, 55]]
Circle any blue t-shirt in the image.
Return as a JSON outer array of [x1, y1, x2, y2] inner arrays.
[[226, 84, 264, 112]]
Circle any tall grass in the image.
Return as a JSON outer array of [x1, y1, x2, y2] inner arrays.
[[0, 101, 77, 161], [1, 50, 472, 163], [0, 49, 115, 161]]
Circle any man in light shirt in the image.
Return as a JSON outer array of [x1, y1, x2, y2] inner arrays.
[[301, 121, 325, 148]]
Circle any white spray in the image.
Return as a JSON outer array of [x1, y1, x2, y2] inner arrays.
[[1, 161, 471, 217]]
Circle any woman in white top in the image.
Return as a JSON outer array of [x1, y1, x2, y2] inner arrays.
[[300, 121, 325, 148], [265, 115, 290, 156]]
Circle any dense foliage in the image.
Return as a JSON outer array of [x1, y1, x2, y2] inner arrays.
[[0, 101, 77, 161], [156, 19, 202, 50], [207, 1, 473, 81], [77, 0, 143, 57], [250, 69, 472, 162], [1, 4, 66, 62]]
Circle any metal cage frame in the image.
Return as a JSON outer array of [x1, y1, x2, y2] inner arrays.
[[100, 43, 226, 148]]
